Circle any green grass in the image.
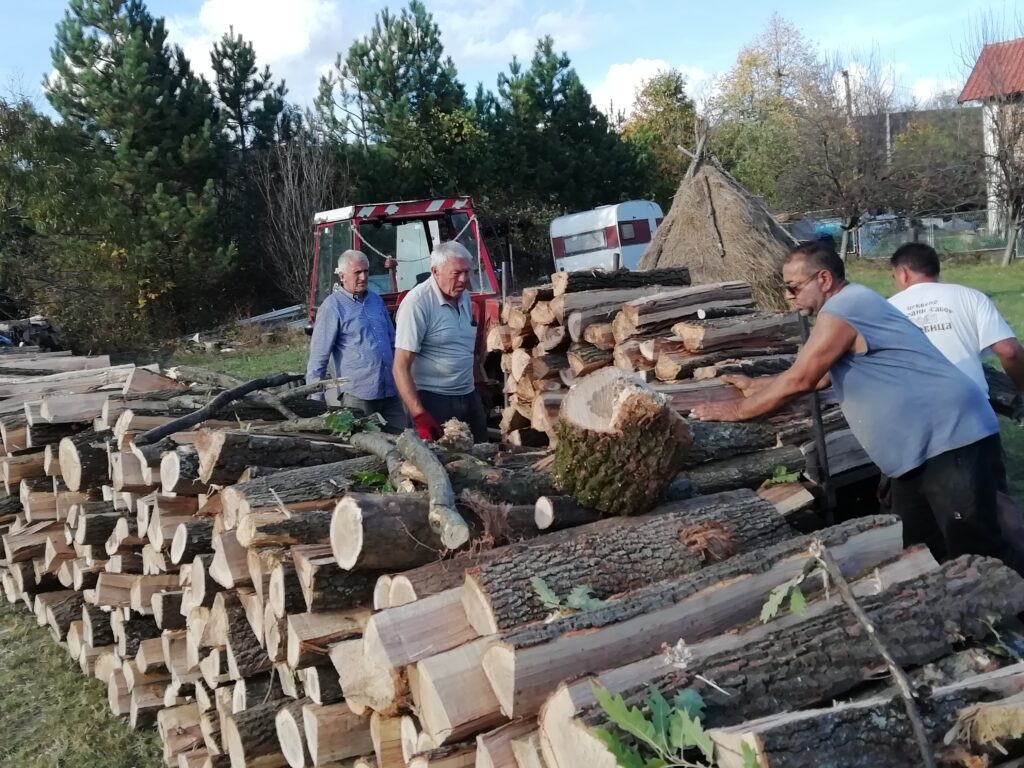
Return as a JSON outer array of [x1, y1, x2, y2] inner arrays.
[[163, 337, 309, 380], [0, 600, 162, 768], [849, 258, 1024, 503]]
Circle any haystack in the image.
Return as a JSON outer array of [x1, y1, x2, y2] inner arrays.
[[639, 153, 795, 310]]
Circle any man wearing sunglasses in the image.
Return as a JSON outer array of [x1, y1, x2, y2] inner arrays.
[[691, 239, 1009, 564]]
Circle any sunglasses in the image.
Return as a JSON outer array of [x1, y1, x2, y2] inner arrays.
[[784, 271, 821, 298]]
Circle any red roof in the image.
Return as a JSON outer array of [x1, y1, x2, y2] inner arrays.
[[959, 37, 1024, 102]]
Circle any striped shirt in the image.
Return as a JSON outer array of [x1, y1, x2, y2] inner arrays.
[[306, 289, 398, 400]]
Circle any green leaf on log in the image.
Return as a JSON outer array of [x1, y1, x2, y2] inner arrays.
[[531, 576, 562, 609]]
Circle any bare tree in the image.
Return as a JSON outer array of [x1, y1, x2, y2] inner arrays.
[[783, 50, 901, 258], [959, 11, 1024, 265], [250, 138, 347, 305]]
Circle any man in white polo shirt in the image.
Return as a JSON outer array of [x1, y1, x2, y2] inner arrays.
[[889, 242, 1024, 395], [393, 241, 488, 442]]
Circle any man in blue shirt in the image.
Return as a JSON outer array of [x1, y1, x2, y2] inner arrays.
[[306, 250, 408, 430], [692, 240, 1009, 565]]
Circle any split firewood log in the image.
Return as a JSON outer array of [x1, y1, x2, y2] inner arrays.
[[554, 367, 692, 516]]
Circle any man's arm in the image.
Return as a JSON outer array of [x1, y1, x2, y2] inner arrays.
[[991, 338, 1024, 392], [692, 313, 857, 421], [393, 349, 426, 417], [306, 300, 337, 400]]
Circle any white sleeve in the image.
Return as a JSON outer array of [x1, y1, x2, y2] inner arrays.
[[975, 291, 1016, 350]]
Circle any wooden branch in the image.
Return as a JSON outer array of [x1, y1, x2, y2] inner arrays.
[[135, 372, 304, 445], [395, 430, 469, 550], [809, 540, 937, 768]]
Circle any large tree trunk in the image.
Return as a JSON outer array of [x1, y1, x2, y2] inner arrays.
[[554, 368, 692, 516], [481, 517, 911, 718], [194, 430, 363, 485], [462, 488, 794, 634], [1001, 214, 1020, 267]]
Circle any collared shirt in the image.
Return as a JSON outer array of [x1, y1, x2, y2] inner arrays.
[[306, 288, 398, 400], [394, 276, 476, 396]]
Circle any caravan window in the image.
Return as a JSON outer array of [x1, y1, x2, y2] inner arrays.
[[562, 227, 620, 256]]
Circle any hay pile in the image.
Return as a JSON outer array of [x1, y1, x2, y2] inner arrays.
[[639, 159, 796, 310]]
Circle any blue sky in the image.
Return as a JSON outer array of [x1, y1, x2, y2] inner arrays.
[[1, 0, 1018, 114]]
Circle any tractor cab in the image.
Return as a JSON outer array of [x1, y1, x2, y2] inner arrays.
[[307, 197, 500, 335]]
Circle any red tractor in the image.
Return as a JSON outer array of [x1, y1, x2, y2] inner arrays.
[[306, 196, 505, 391]]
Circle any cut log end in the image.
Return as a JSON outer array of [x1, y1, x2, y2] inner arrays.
[[332, 497, 366, 571], [460, 576, 500, 636], [431, 506, 470, 550]]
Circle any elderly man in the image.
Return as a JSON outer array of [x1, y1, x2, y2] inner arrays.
[[691, 240, 1009, 563], [889, 242, 1024, 394], [306, 249, 407, 430], [394, 241, 488, 442]]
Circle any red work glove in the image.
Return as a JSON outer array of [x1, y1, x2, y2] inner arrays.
[[413, 411, 442, 441]]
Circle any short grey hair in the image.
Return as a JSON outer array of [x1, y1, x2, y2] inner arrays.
[[337, 249, 369, 272], [430, 241, 473, 270]]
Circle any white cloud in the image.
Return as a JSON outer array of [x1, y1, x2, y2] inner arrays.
[[433, 0, 603, 64], [911, 76, 959, 104], [590, 58, 710, 117], [166, 0, 346, 105]]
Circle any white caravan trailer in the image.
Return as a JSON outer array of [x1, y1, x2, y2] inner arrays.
[[549, 200, 664, 272]]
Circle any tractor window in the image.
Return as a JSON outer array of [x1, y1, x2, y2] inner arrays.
[[450, 212, 495, 294], [313, 222, 353, 306]]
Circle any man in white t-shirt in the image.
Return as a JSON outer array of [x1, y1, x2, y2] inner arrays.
[[889, 242, 1024, 395]]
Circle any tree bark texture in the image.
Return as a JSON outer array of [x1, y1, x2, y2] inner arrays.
[[465, 489, 793, 632], [304, 560, 381, 613], [237, 509, 332, 549], [59, 430, 109, 492], [653, 344, 798, 382], [683, 445, 806, 494], [580, 556, 1024, 731], [551, 267, 690, 296], [443, 459, 558, 506], [196, 430, 364, 485], [684, 420, 780, 466]]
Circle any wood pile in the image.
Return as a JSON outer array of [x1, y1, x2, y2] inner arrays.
[[1, 348, 1023, 768], [491, 269, 874, 488]]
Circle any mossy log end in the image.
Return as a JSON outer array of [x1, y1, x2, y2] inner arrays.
[[554, 368, 692, 516]]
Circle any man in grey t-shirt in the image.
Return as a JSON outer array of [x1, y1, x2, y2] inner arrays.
[[393, 241, 488, 442]]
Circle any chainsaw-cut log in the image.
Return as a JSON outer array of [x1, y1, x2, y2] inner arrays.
[[527, 354, 569, 381], [684, 419, 779, 466], [220, 455, 385, 529], [75, 508, 128, 546], [302, 664, 343, 705], [226, 614, 272, 681], [223, 699, 289, 768], [654, 344, 800, 382], [130, 574, 179, 614], [756, 482, 816, 518], [580, 322, 617, 350], [170, 518, 214, 565], [275, 697, 314, 768], [26, 420, 86, 449], [566, 344, 612, 376], [551, 268, 691, 296], [363, 588, 478, 670], [237, 509, 332, 550], [529, 301, 556, 326], [499, 406, 530, 435], [611, 340, 653, 372], [3, 449, 47, 487], [442, 460, 558, 506], [553, 368, 692, 516], [462, 488, 792, 635], [476, 719, 537, 768], [59, 430, 109, 492], [533, 496, 601, 531], [195, 430, 363, 485], [483, 518, 913, 718], [4, 519, 64, 563], [234, 673, 286, 714], [710, 663, 1024, 768], [612, 282, 755, 342], [693, 353, 796, 380], [672, 312, 800, 353], [413, 637, 504, 744], [521, 284, 554, 311], [550, 286, 671, 326], [265, 559, 304, 619], [40, 391, 110, 424], [407, 743, 476, 768], [332, 493, 455, 571], [108, 668, 131, 716], [152, 589, 186, 629], [209, 530, 250, 589], [112, 611, 161, 658], [296, 552, 380, 613], [529, 392, 564, 436], [83, 603, 115, 647], [331, 638, 408, 716], [536, 325, 569, 353], [303, 701, 373, 765], [486, 324, 515, 354], [558, 555, 1024, 768], [287, 609, 370, 669], [371, 713, 405, 768], [683, 445, 806, 494], [45, 589, 85, 641], [160, 446, 205, 496]]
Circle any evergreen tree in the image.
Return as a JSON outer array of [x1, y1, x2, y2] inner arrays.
[[211, 27, 287, 153], [45, 0, 232, 344]]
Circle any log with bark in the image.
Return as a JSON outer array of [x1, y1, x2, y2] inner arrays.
[[332, 493, 451, 571], [546, 556, 1024, 768], [611, 281, 754, 342], [551, 267, 691, 296], [680, 444, 806, 495], [553, 368, 692, 516], [672, 311, 800, 353], [567, 344, 613, 376], [481, 517, 914, 717], [462, 488, 794, 634], [235, 508, 333, 549], [58, 430, 109, 492], [654, 344, 799, 382], [692, 353, 797, 380], [194, 430, 364, 485]]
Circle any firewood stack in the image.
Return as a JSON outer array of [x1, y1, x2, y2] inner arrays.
[[492, 269, 876, 489], [2, 347, 1024, 768]]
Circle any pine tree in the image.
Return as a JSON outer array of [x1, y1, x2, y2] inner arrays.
[[211, 27, 287, 153], [45, 0, 232, 344]]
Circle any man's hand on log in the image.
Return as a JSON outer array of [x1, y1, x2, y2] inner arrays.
[[690, 401, 745, 422], [721, 374, 757, 396]]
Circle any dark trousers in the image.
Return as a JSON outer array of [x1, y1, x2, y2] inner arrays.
[[341, 393, 409, 434], [418, 389, 488, 443], [884, 434, 1012, 565]]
